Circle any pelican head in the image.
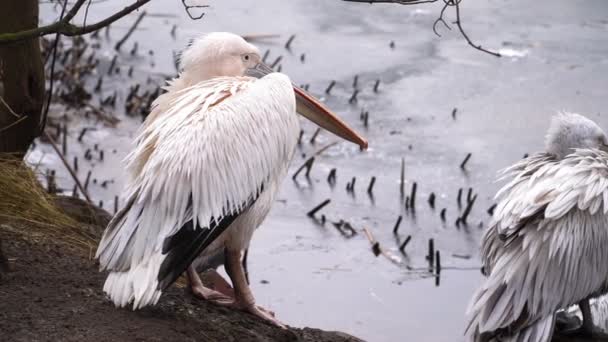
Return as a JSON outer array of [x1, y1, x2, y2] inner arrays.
[[545, 112, 608, 158], [181, 32, 261, 83], [180, 32, 367, 149]]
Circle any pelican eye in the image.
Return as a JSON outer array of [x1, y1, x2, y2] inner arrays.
[[242, 54, 250, 62]]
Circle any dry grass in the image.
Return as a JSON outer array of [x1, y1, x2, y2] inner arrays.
[[0, 155, 99, 253]]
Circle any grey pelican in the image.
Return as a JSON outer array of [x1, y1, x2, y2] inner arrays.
[[465, 112, 608, 341], [95, 32, 367, 327]]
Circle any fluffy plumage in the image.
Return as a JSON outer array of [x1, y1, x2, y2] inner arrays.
[[96, 74, 299, 309], [466, 113, 608, 342], [545, 112, 607, 159]]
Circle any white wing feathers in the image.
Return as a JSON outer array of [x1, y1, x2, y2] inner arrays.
[[492, 150, 608, 240], [96, 73, 298, 308], [467, 149, 608, 342]]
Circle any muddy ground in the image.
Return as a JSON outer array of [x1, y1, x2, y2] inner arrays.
[[0, 198, 361, 342], [0, 231, 362, 342]]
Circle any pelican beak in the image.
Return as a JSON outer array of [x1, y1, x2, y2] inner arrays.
[[293, 87, 367, 149], [245, 62, 368, 149]]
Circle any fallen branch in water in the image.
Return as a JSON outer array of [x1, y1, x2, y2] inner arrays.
[[363, 227, 403, 265]]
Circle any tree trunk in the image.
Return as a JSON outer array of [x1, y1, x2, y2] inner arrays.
[[0, 0, 45, 156], [0, 0, 45, 275]]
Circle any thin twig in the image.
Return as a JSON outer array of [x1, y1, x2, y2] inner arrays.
[[43, 131, 92, 204], [432, 1, 452, 37], [0, 96, 21, 118], [0, 0, 151, 44], [314, 141, 339, 156], [453, 0, 501, 57], [342, 0, 500, 57], [39, 0, 68, 135], [181, 0, 209, 20], [114, 11, 146, 51], [0, 116, 27, 134]]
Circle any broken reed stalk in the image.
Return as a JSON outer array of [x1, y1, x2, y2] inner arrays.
[[108, 55, 117, 75], [310, 128, 321, 144], [292, 156, 315, 180], [435, 250, 441, 286], [487, 203, 497, 216], [285, 34, 295, 50], [367, 176, 376, 195], [270, 55, 283, 68], [460, 153, 472, 169], [61, 124, 67, 155], [427, 238, 435, 270], [460, 194, 477, 225], [83, 170, 92, 190], [348, 90, 359, 104], [409, 182, 417, 210], [325, 80, 336, 95], [346, 177, 356, 193], [428, 192, 435, 209], [327, 168, 336, 184], [78, 127, 88, 142], [43, 132, 92, 204], [400, 158, 405, 198], [457, 188, 463, 208], [399, 235, 411, 253], [392, 215, 402, 234], [307, 199, 331, 217], [115, 11, 147, 51], [314, 141, 339, 156]]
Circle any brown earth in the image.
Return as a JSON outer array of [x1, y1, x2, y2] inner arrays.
[[0, 197, 362, 342]]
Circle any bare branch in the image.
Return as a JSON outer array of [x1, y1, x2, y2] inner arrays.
[[82, 0, 94, 27], [0, 96, 21, 119], [432, 1, 452, 37], [0, 0, 151, 44], [343, 0, 501, 57], [344, 0, 438, 4], [452, 0, 500, 57], [114, 11, 147, 51], [181, 0, 209, 20], [0, 115, 28, 134], [39, 0, 69, 135]]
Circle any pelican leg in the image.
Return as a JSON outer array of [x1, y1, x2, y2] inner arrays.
[[557, 299, 604, 339], [186, 265, 232, 302], [579, 298, 595, 335], [224, 249, 284, 328], [200, 269, 235, 298]]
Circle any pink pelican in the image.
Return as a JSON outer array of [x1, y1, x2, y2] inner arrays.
[[95, 32, 367, 327], [465, 112, 608, 341]]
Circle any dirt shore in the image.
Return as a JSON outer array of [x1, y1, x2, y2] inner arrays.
[[0, 232, 363, 342]]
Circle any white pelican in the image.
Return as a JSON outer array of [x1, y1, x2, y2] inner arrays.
[[95, 32, 367, 326], [465, 112, 608, 341]]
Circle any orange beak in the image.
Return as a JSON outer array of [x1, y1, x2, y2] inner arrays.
[[246, 62, 368, 149], [293, 86, 367, 149]]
